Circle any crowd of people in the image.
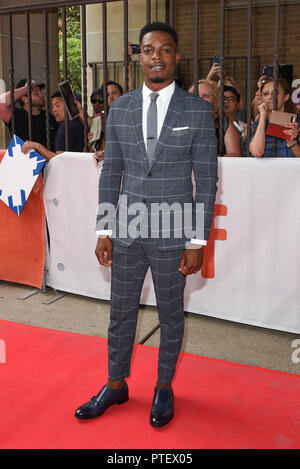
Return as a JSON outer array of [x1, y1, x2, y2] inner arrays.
[[189, 62, 300, 157], [0, 49, 299, 160], [0, 77, 123, 162]]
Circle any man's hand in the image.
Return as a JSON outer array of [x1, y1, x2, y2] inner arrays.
[[22, 140, 54, 162], [178, 247, 204, 276], [95, 237, 113, 267], [22, 140, 39, 154]]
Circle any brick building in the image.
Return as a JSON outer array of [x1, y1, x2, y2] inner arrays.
[[175, 0, 300, 95]]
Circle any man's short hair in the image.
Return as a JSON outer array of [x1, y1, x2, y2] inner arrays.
[[139, 21, 178, 45], [101, 81, 123, 95], [51, 91, 62, 100], [224, 85, 240, 103]]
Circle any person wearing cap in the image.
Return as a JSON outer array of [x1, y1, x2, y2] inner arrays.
[[0, 79, 58, 150]]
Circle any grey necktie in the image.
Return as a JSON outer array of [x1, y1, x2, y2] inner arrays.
[[147, 92, 159, 165]]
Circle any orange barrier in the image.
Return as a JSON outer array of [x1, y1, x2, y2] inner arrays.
[[0, 149, 45, 288]]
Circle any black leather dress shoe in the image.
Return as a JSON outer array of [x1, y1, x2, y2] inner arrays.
[[150, 386, 174, 427], [75, 382, 129, 419]]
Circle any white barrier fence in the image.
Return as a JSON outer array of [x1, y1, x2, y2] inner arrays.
[[44, 153, 300, 333]]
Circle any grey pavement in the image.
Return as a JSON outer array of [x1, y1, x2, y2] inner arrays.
[[0, 280, 299, 375]]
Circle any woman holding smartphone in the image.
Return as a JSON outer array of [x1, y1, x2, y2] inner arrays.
[[250, 76, 300, 157]]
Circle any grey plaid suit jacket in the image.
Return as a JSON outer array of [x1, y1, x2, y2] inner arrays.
[[96, 84, 218, 251]]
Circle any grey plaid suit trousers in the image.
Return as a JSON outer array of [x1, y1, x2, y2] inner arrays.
[[108, 237, 186, 385]]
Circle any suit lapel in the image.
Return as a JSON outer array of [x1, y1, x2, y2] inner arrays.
[[129, 88, 149, 166], [150, 85, 185, 167]]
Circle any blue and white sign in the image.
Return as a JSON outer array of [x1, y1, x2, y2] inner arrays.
[[0, 135, 46, 215]]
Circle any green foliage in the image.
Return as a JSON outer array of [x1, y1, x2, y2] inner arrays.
[[58, 6, 82, 92]]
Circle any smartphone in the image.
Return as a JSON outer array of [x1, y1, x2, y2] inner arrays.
[[58, 80, 79, 120], [262, 65, 273, 78], [130, 44, 140, 55], [266, 110, 297, 140], [213, 55, 220, 65], [269, 110, 297, 126]]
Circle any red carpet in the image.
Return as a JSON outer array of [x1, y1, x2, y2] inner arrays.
[[0, 319, 300, 449]]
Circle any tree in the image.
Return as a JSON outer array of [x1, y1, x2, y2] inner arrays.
[[58, 6, 81, 92]]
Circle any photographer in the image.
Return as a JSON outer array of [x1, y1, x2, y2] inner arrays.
[[249, 77, 300, 157]]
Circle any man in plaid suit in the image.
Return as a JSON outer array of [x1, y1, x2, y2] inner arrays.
[[75, 22, 218, 427]]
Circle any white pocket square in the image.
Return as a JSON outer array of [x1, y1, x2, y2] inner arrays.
[[172, 126, 190, 131]]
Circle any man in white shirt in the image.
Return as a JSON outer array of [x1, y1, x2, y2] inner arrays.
[[75, 22, 218, 427]]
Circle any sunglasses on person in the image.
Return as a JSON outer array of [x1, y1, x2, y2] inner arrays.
[[91, 97, 104, 104], [260, 76, 273, 88]]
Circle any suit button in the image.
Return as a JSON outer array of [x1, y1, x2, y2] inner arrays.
[[148, 171, 152, 177]]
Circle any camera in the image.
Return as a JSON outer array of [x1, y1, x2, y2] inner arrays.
[[130, 44, 140, 55], [213, 55, 220, 65]]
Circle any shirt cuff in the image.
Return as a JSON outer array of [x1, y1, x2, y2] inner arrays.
[[96, 230, 112, 238], [95, 232, 207, 245], [187, 239, 207, 249]]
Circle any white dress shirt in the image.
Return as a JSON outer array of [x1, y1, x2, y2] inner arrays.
[[97, 81, 206, 247], [142, 81, 175, 148]]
